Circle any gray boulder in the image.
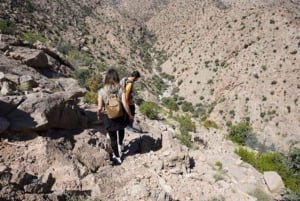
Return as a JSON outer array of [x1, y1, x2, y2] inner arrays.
[[3, 92, 88, 131], [9, 47, 48, 69], [73, 142, 110, 172]]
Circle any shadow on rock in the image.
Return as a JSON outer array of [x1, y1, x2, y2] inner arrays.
[[125, 134, 162, 157]]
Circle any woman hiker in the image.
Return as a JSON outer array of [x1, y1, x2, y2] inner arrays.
[[97, 69, 133, 164]]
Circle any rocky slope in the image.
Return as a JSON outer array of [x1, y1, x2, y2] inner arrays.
[[0, 34, 278, 200], [147, 0, 300, 151], [0, 0, 299, 200], [0, 0, 158, 77]]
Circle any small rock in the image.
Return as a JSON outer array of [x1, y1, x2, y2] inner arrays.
[[0, 165, 8, 172], [263, 171, 284, 194], [81, 46, 89, 52], [152, 159, 164, 171], [235, 159, 243, 165], [159, 125, 168, 131], [158, 177, 172, 195], [1, 81, 14, 95], [0, 72, 5, 80], [129, 184, 149, 199]]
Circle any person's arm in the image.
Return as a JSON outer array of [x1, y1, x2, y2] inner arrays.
[[97, 93, 103, 119], [122, 92, 133, 120]]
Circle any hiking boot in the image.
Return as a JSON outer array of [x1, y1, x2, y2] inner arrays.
[[126, 126, 136, 132], [112, 154, 122, 164]]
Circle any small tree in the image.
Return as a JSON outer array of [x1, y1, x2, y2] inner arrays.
[[86, 73, 103, 92], [140, 101, 160, 119], [228, 121, 253, 145], [73, 69, 91, 88], [181, 101, 194, 113], [0, 19, 15, 34], [161, 97, 179, 111], [177, 114, 196, 133], [176, 114, 196, 148]]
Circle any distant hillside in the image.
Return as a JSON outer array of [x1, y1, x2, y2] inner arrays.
[[146, 0, 300, 151], [1, 0, 157, 77]]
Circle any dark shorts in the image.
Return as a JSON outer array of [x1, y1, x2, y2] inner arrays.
[[102, 113, 129, 132]]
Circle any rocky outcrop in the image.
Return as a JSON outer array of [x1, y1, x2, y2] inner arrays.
[[1, 92, 88, 131], [0, 167, 60, 200], [8, 47, 49, 69], [0, 35, 87, 132]]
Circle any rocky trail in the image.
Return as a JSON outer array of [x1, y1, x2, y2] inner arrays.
[[0, 106, 279, 200]]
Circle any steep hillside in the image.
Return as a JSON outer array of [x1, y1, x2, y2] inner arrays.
[[0, 0, 158, 77], [147, 0, 300, 151], [1, 0, 300, 200]]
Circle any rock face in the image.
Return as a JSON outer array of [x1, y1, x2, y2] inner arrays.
[[8, 47, 48, 69], [0, 35, 87, 132], [0, 167, 58, 200], [263, 171, 285, 194], [1, 92, 88, 131]]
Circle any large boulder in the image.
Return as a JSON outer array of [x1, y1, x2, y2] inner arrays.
[[73, 142, 110, 172], [2, 92, 88, 131], [9, 47, 48, 69]]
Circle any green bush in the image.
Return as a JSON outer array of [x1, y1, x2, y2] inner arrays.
[[236, 147, 300, 192], [176, 115, 196, 148], [181, 101, 194, 113], [202, 120, 218, 129], [139, 101, 160, 119], [23, 32, 46, 44], [67, 49, 93, 68], [282, 190, 300, 201], [56, 41, 74, 54], [287, 148, 300, 172], [0, 19, 15, 34], [177, 114, 196, 133], [151, 76, 167, 95], [177, 132, 193, 148], [228, 121, 253, 145], [86, 73, 103, 92], [84, 91, 98, 104], [19, 82, 32, 91], [161, 97, 179, 111], [215, 161, 223, 170], [73, 69, 91, 88]]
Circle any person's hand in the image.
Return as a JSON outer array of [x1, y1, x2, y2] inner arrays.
[[97, 110, 102, 120]]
